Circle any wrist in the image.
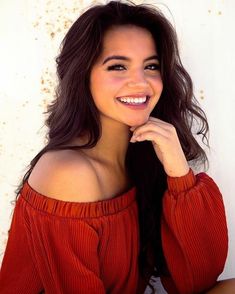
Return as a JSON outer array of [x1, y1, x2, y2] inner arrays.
[[167, 168, 196, 194], [165, 164, 190, 178]]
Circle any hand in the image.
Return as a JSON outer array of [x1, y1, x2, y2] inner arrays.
[[129, 116, 190, 177]]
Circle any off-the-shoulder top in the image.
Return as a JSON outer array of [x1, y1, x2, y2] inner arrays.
[[0, 169, 228, 294]]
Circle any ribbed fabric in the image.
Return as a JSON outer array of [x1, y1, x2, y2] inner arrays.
[[0, 169, 228, 294], [161, 170, 228, 294], [22, 182, 137, 218]]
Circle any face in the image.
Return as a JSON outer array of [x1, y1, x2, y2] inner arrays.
[[90, 25, 163, 128]]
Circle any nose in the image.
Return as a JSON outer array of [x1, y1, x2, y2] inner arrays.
[[127, 69, 148, 88]]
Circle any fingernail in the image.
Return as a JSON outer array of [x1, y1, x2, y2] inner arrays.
[[130, 137, 136, 143]]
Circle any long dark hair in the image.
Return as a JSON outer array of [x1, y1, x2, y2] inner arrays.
[[13, 0, 209, 291]]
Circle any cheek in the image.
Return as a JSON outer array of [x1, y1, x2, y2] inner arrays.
[[91, 73, 123, 92], [98, 76, 126, 96], [158, 81, 164, 92], [155, 76, 163, 90], [106, 76, 125, 85], [90, 75, 123, 106]]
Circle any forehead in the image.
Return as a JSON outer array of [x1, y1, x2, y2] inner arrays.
[[101, 25, 157, 54]]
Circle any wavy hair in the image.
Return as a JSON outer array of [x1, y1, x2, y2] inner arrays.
[[13, 0, 209, 291]]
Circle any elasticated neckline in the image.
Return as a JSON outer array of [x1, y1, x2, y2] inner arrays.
[[20, 181, 137, 219]]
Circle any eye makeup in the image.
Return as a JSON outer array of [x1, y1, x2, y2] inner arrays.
[[107, 63, 160, 71]]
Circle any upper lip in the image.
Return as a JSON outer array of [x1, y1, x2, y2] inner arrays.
[[117, 93, 151, 98]]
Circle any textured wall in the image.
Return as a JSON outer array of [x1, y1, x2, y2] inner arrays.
[[0, 0, 234, 284]]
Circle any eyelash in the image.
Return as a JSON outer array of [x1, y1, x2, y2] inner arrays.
[[107, 64, 160, 71]]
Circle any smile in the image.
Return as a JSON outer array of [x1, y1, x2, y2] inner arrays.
[[116, 96, 150, 109], [117, 96, 149, 105]]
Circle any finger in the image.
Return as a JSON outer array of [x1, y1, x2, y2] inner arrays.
[[130, 126, 137, 131], [148, 116, 175, 130], [129, 117, 164, 131], [131, 123, 170, 139], [132, 130, 168, 144], [129, 117, 162, 131], [131, 118, 175, 134]]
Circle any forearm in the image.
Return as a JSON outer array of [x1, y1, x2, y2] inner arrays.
[[162, 170, 228, 294]]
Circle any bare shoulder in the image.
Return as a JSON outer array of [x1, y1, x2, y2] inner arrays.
[[28, 149, 103, 202]]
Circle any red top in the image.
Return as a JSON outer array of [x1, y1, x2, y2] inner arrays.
[[0, 169, 228, 294]]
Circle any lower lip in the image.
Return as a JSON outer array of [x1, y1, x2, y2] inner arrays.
[[116, 97, 150, 109]]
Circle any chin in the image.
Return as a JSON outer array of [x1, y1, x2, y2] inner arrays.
[[127, 117, 150, 127]]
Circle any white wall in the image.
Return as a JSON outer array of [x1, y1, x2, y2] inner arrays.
[[0, 0, 234, 281]]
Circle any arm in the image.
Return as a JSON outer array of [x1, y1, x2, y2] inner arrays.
[[0, 196, 106, 294], [0, 198, 44, 293], [0, 150, 106, 294], [27, 206, 106, 294], [130, 117, 228, 293], [161, 169, 228, 294]]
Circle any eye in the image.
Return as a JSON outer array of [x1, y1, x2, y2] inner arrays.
[[107, 64, 126, 71], [146, 64, 160, 71]]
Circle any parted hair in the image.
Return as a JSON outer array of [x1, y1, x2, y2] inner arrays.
[[14, 1, 209, 291]]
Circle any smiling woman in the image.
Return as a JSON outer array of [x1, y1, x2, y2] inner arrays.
[[89, 25, 163, 128], [0, 1, 231, 294]]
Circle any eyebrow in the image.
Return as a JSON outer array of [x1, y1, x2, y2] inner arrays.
[[102, 55, 159, 65]]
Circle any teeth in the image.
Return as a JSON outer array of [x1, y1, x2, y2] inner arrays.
[[118, 96, 147, 104]]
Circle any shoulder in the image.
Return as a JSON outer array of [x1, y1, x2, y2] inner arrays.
[[28, 149, 103, 202]]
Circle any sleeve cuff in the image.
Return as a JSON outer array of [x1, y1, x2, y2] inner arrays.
[[167, 168, 196, 194]]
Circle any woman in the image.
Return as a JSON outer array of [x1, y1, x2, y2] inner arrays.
[[0, 1, 233, 293]]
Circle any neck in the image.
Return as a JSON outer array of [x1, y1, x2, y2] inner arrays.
[[73, 116, 131, 171]]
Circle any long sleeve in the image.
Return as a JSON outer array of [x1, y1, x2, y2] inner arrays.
[[0, 196, 106, 294], [0, 198, 43, 294], [0, 182, 138, 294], [161, 169, 228, 294]]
